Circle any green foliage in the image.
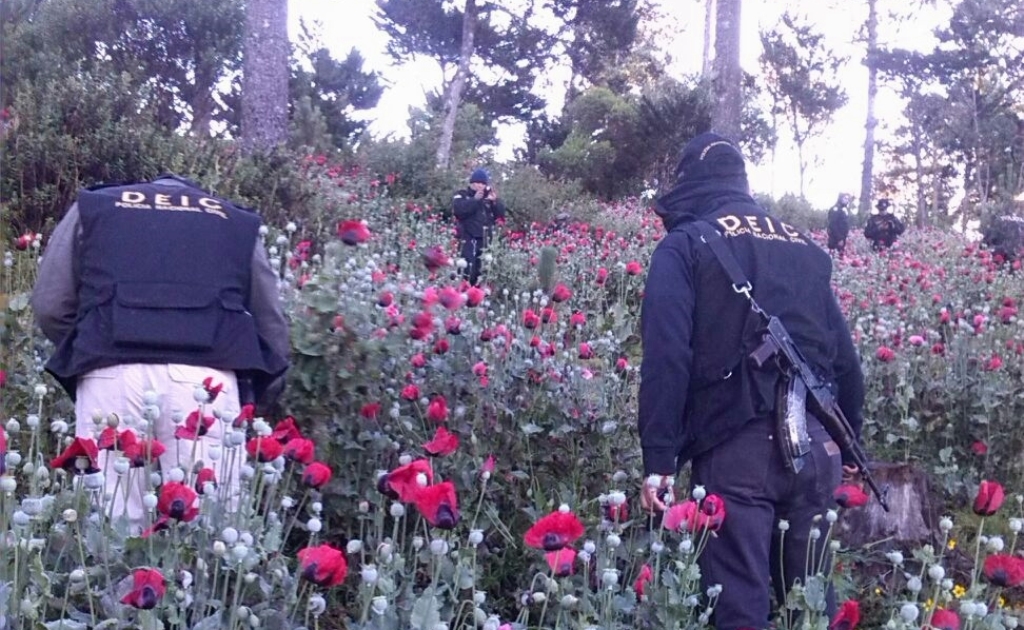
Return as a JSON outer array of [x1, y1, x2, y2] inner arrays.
[[538, 87, 640, 199], [635, 78, 715, 189], [754, 193, 823, 232], [759, 11, 848, 196], [0, 71, 220, 233], [290, 28, 384, 150], [486, 163, 593, 228]]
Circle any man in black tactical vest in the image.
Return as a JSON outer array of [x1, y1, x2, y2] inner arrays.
[[863, 197, 905, 251], [32, 174, 290, 527], [638, 133, 865, 629]]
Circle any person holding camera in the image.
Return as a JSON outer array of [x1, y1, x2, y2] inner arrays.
[[863, 198, 905, 252], [452, 168, 506, 285]]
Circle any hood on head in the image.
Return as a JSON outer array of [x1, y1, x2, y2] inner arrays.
[[655, 132, 754, 230]]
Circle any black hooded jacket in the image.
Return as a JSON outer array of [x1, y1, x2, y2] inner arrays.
[[638, 133, 864, 475]]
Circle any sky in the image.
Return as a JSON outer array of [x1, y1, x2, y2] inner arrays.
[[289, 0, 948, 211]]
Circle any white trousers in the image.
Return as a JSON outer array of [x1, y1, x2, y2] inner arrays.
[[74, 364, 242, 527]]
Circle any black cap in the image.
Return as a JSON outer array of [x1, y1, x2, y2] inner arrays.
[[674, 132, 747, 185]]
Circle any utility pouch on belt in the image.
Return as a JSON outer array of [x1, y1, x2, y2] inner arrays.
[[773, 374, 811, 473]]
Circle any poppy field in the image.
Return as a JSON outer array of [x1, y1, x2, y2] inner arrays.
[[2, 163, 1024, 629]]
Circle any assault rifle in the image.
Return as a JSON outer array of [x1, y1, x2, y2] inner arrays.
[[750, 316, 890, 512]]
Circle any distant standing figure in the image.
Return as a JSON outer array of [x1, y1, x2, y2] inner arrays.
[[826, 193, 852, 255], [452, 168, 506, 285], [863, 198, 905, 251]]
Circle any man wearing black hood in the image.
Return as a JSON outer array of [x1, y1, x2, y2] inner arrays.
[[637, 133, 864, 629]]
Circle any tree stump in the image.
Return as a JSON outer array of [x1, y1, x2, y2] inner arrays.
[[835, 462, 940, 549]]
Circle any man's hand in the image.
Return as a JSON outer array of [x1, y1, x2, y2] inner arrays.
[[474, 188, 486, 199], [841, 463, 861, 485], [640, 474, 675, 513], [485, 188, 497, 201]]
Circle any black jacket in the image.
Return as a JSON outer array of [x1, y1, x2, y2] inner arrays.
[[41, 177, 289, 401], [638, 180, 864, 475], [452, 188, 506, 240]]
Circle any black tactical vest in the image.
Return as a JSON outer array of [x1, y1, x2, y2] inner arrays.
[[45, 177, 288, 396], [677, 204, 840, 461]]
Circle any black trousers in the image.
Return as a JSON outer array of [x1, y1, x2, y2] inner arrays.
[[460, 237, 484, 285], [691, 417, 842, 630]]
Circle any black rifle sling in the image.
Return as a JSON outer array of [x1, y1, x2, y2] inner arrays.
[[689, 221, 767, 319]]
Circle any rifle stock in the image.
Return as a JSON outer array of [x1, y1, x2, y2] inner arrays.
[[754, 317, 890, 512]]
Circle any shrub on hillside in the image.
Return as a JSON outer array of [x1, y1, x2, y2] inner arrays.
[[755, 192, 825, 232]]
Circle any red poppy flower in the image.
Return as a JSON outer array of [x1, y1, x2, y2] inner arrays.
[[834, 484, 869, 509], [338, 220, 370, 245], [829, 599, 860, 630], [930, 608, 960, 630], [625, 261, 643, 275], [604, 501, 629, 523], [120, 568, 166, 609], [413, 481, 460, 529], [233, 403, 255, 428], [522, 309, 541, 329], [14, 232, 35, 250], [481, 454, 496, 478], [195, 468, 217, 494], [523, 511, 585, 551], [174, 410, 215, 440], [438, 286, 463, 310], [595, 268, 609, 285], [123, 439, 167, 467], [982, 553, 1024, 587], [875, 346, 896, 362], [973, 480, 1005, 516], [50, 437, 100, 474], [360, 402, 382, 419], [970, 440, 988, 456], [201, 376, 223, 403], [465, 286, 485, 307], [271, 416, 303, 443], [578, 342, 594, 359], [302, 462, 333, 489], [551, 284, 572, 303], [379, 459, 433, 501], [423, 427, 459, 456], [411, 353, 427, 369], [699, 494, 726, 531], [283, 438, 316, 464], [569, 311, 586, 328], [98, 427, 138, 451], [157, 482, 199, 522], [664, 501, 699, 532], [422, 245, 449, 272], [444, 316, 461, 335], [426, 395, 449, 423], [401, 384, 420, 401], [247, 437, 284, 462], [633, 564, 653, 599], [297, 544, 348, 586], [545, 547, 577, 577]]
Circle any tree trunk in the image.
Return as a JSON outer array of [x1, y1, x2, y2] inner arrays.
[[858, 0, 879, 217], [711, 0, 742, 140], [241, 0, 290, 154], [836, 462, 941, 549], [701, 0, 715, 78], [436, 0, 478, 169], [913, 134, 927, 227]]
